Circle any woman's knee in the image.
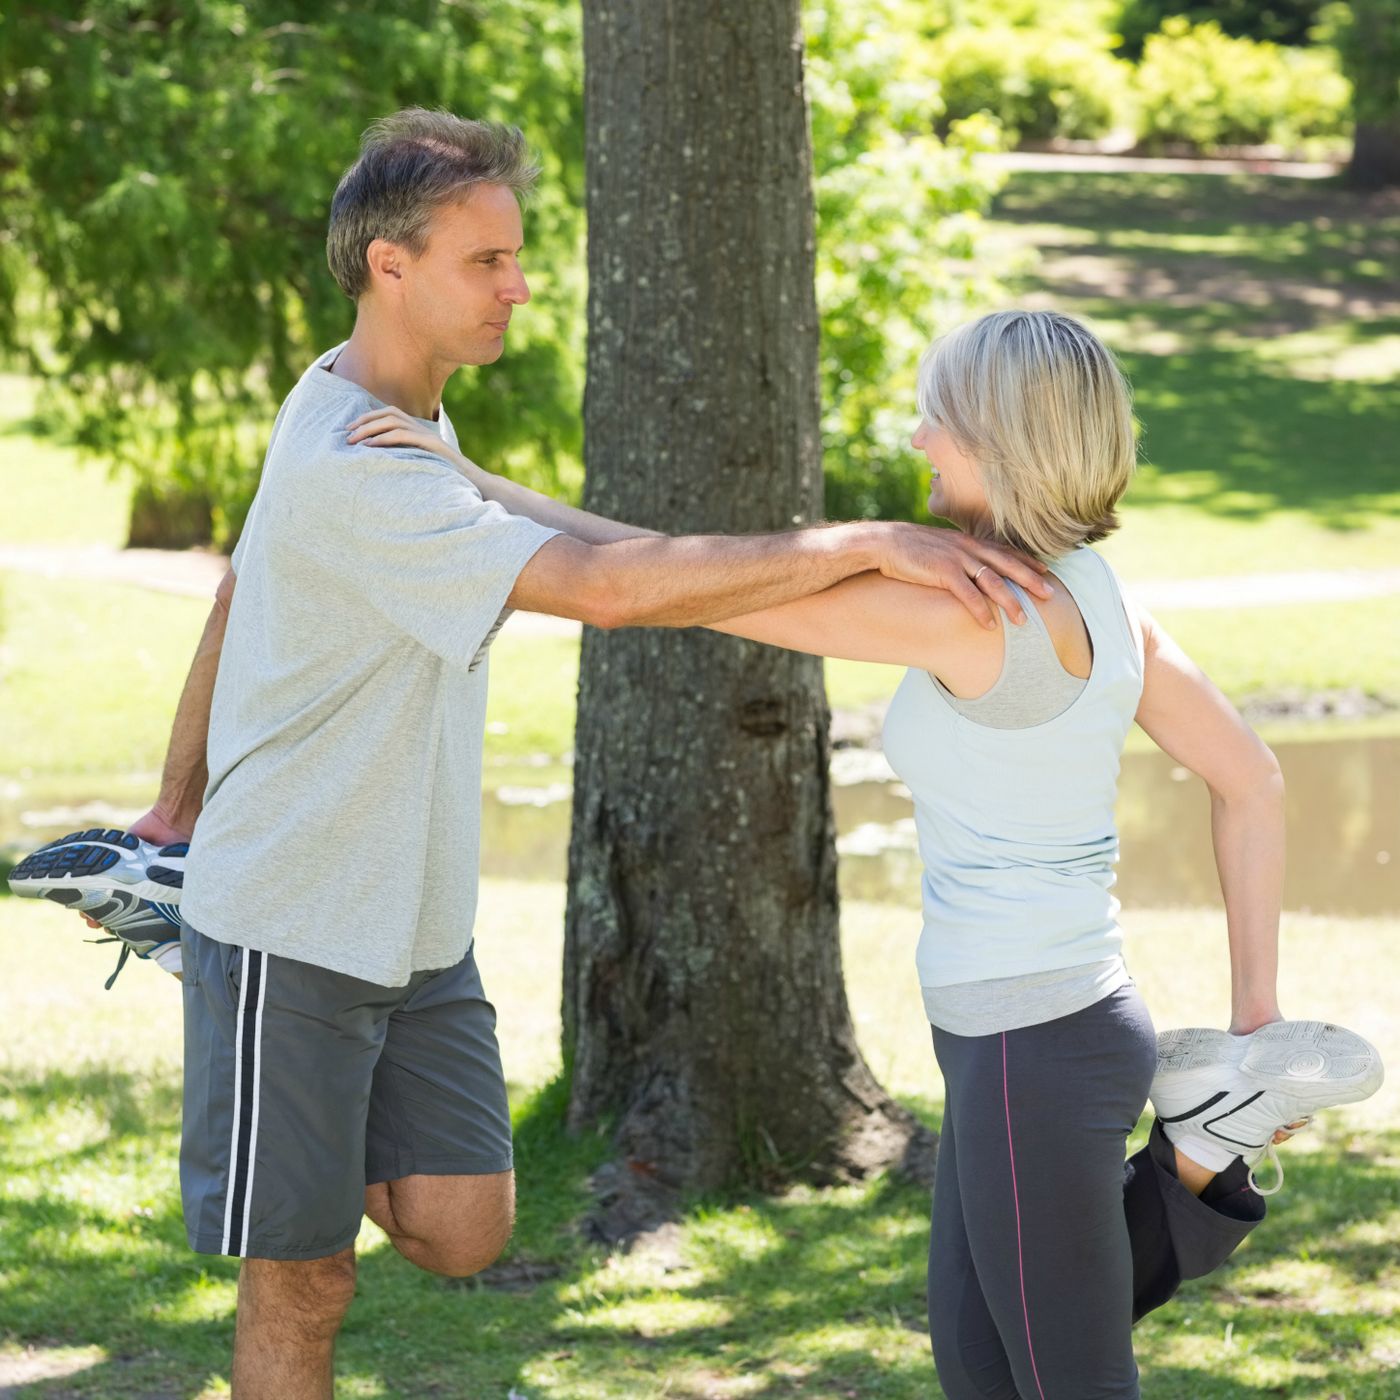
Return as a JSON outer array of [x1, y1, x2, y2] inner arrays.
[[928, 1264, 1019, 1400], [929, 1326, 1020, 1400]]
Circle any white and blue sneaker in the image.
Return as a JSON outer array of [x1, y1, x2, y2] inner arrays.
[[1151, 1021, 1384, 1195], [8, 828, 187, 987]]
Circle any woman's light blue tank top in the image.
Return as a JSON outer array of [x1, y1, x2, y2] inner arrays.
[[882, 546, 1144, 991]]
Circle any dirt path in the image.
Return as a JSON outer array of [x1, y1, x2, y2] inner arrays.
[[982, 150, 1342, 179]]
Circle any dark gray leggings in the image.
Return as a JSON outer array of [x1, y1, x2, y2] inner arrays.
[[928, 984, 1265, 1400]]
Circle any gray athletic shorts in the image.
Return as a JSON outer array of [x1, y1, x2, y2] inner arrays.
[[179, 921, 513, 1261]]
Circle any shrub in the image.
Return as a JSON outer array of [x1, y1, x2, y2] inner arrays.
[[928, 26, 1133, 142], [1114, 0, 1330, 57], [1134, 18, 1351, 152], [806, 2, 1017, 523]]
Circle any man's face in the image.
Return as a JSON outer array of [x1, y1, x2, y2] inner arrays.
[[394, 183, 530, 368]]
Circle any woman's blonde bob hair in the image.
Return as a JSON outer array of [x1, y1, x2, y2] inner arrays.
[[915, 309, 1137, 560]]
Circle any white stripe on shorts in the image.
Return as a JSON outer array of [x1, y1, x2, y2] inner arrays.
[[220, 948, 267, 1255]]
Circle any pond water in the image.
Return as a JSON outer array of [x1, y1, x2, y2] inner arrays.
[[3, 737, 1395, 917]]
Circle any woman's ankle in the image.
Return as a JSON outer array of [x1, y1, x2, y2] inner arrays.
[[1174, 1146, 1219, 1197]]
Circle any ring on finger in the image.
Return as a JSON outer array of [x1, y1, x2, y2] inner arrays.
[[973, 566, 990, 583]]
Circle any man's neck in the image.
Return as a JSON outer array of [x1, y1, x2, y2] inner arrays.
[[329, 321, 450, 421]]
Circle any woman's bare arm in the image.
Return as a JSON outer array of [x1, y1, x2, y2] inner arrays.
[[708, 571, 1006, 675], [1133, 609, 1285, 1034]]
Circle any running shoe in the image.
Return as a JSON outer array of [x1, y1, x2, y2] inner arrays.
[[1151, 1021, 1384, 1195], [7, 828, 187, 986]]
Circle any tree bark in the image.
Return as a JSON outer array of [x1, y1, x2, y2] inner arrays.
[[1348, 120, 1400, 189], [1342, 2, 1400, 189], [565, 0, 933, 1205]]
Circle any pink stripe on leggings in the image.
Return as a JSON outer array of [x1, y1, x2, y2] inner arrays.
[[1003, 1032, 1048, 1400]]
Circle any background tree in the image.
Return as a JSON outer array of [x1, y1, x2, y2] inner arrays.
[[0, 0, 587, 547], [2, 0, 1013, 544], [564, 0, 932, 1205], [1329, 0, 1400, 186]]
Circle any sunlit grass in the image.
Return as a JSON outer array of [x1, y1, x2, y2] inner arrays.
[[0, 374, 131, 549], [3, 890, 1394, 1397], [986, 170, 1400, 584]]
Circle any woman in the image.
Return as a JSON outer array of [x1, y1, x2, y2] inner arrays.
[[350, 308, 1381, 1397]]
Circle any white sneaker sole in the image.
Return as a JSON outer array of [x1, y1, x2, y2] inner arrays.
[[7, 828, 186, 904], [1238, 1020, 1384, 1108], [1155, 1027, 1249, 1075]]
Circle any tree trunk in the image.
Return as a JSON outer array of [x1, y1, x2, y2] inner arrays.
[[565, 0, 933, 1207], [1341, 2, 1400, 189], [1348, 120, 1400, 189]]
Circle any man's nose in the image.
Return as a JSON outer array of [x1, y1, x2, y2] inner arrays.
[[503, 268, 530, 306]]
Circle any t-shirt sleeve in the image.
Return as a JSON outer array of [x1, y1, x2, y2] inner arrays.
[[231, 387, 305, 577], [345, 449, 560, 672]]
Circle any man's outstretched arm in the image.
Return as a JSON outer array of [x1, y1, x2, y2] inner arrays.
[[345, 409, 1052, 627], [130, 565, 236, 845]]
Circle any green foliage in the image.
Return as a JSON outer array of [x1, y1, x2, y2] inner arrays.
[[926, 26, 1133, 142], [806, 1, 1014, 522], [0, 0, 585, 548], [1114, 0, 1330, 56], [2, 0, 1016, 541], [1134, 17, 1351, 152], [1322, 0, 1400, 125], [923, 0, 1127, 40]]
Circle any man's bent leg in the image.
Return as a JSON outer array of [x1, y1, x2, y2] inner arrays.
[[364, 1170, 514, 1277], [362, 949, 515, 1275], [232, 1249, 357, 1400]]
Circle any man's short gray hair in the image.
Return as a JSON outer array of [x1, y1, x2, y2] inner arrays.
[[326, 109, 540, 301]]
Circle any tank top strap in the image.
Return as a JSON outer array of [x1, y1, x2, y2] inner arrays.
[[1046, 548, 1142, 677]]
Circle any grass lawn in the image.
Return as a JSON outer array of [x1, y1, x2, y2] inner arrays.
[[0, 376, 131, 551], [1, 886, 1396, 1398], [987, 170, 1400, 582]]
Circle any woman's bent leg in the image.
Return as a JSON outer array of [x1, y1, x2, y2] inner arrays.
[[1124, 1118, 1266, 1321]]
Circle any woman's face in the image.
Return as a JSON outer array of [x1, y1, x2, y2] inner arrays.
[[914, 419, 989, 531]]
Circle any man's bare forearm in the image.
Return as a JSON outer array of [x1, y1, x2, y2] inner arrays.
[[152, 572, 234, 837], [598, 527, 881, 626], [510, 524, 884, 630]]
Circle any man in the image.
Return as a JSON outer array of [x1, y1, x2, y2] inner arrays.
[[109, 110, 1049, 1398]]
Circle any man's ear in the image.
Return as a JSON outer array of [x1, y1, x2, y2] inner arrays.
[[364, 237, 405, 289]]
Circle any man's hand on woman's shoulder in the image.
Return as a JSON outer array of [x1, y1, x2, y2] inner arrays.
[[855, 520, 1053, 629]]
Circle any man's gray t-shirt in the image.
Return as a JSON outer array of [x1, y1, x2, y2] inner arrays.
[[180, 344, 560, 985]]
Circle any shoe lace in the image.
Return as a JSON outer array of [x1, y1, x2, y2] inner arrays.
[[1247, 1143, 1285, 1196], [1247, 1116, 1314, 1197], [87, 935, 132, 991]]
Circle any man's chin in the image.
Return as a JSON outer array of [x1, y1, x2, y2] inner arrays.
[[463, 340, 507, 367]]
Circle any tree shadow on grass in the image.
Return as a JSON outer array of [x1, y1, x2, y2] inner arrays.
[[1, 1067, 182, 1151], [468, 1106, 1400, 1399], [0, 1064, 232, 1396], [993, 170, 1400, 265], [1109, 343, 1400, 528], [4, 1064, 1397, 1399]]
